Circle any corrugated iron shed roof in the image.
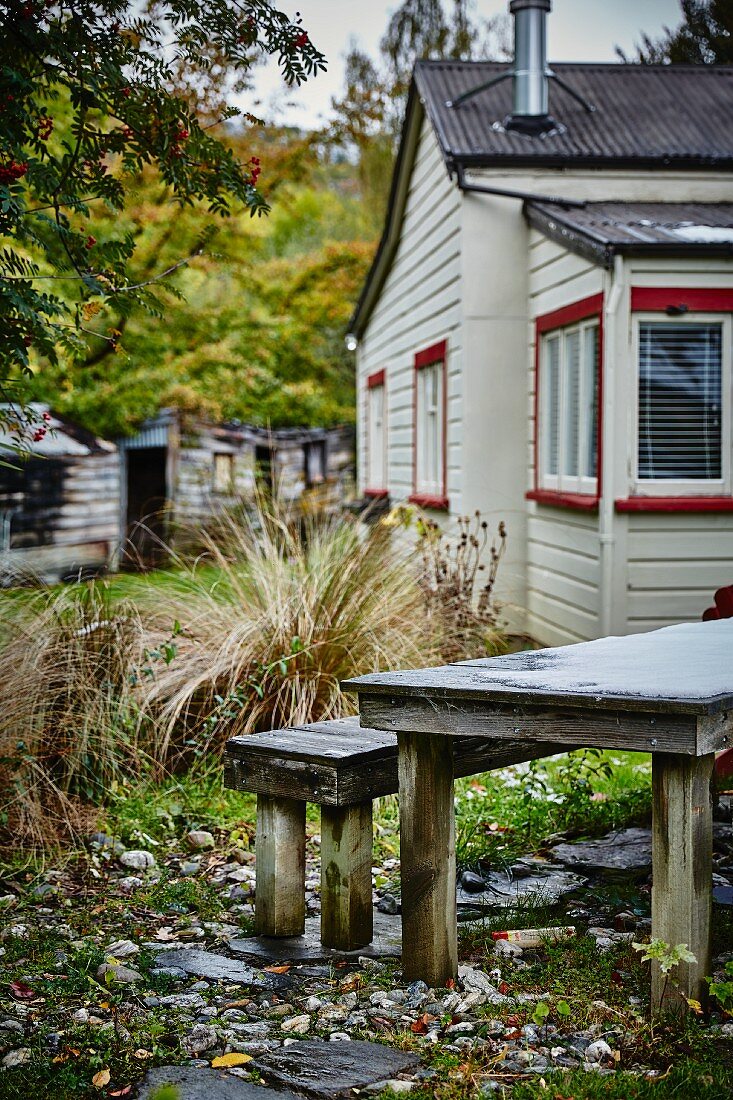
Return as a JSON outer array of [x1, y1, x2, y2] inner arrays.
[[416, 61, 733, 168], [525, 201, 733, 265], [0, 404, 115, 457]]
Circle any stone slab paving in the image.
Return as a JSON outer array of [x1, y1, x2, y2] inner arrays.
[[549, 827, 653, 877], [151, 948, 290, 989], [228, 912, 402, 963], [456, 865, 588, 910], [135, 1065, 300, 1099], [250, 1039, 421, 1098]]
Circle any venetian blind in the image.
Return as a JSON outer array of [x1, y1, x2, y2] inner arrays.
[[638, 322, 723, 481]]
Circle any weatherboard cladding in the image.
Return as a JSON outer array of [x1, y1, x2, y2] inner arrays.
[[415, 61, 733, 168]]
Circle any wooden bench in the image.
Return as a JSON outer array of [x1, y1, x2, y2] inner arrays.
[[224, 716, 566, 953]]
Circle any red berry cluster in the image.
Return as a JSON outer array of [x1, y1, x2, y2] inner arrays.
[[248, 155, 261, 186], [37, 116, 54, 141], [85, 235, 96, 249], [176, 127, 189, 142], [0, 160, 28, 184], [33, 413, 51, 443], [294, 31, 309, 48], [121, 125, 134, 140]]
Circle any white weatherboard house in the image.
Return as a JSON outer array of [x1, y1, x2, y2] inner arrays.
[[350, 0, 733, 646]]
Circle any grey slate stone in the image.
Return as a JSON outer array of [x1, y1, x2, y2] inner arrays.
[[135, 1065, 297, 1099], [457, 866, 587, 909], [152, 949, 261, 984], [228, 912, 401, 964], [251, 1039, 420, 1098], [549, 828, 652, 877]]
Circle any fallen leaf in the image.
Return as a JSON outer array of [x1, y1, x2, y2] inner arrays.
[[10, 980, 35, 999], [133, 1049, 153, 1060], [154, 927, 178, 942], [211, 1053, 253, 1068], [109, 1089, 132, 1098], [92, 1068, 110, 1088], [263, 964, 290, 973], [445, 977, 455, 989]]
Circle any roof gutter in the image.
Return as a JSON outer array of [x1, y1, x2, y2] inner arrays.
[[455, 163, 586, 208]]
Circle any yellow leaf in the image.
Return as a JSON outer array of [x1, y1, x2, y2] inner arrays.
[[211, 1053, 253, 1068], [92, 1068, 111, 1088]]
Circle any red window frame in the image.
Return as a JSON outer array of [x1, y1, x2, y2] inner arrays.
[[364, 369, 388, 498], [615, 287, 733, 513], [526, 293, 604, 512], [409, 339, 449, 511]]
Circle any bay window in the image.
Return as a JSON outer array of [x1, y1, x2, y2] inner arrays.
[[635, 316, 731, 492], [539, 319, 600, 495]]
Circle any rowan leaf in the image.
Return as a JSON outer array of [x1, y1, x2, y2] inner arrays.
[[211, 1053, 253, 1067]]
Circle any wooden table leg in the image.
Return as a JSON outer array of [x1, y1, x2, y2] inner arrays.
[[321, 802, 374, 950], [398, 730, 457, 986], [254, 794, 306, 937], [651, 752, 714, 1013]]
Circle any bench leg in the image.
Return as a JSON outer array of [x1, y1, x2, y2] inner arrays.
[[651, 752, 714, 1014], [321, 802, 373, 950], [398, 730, 457, 986], [254, 794, 306, 937]]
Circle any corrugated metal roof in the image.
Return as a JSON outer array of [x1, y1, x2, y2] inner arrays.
[[525, 201, 733, 265], [0, 404, 115, 457], [416, 61, 733, 167]]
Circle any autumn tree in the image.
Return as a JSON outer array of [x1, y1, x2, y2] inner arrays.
[[0, 0, 325, 431], [618, 0, 733, 64], [329, 0, 509, 234]]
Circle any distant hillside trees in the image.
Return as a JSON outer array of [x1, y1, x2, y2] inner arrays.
[[618, 0, 733, 64]]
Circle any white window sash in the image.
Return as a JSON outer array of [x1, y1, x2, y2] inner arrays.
[[631, 313, 732, 496], [416, 361, 444, 496], [367, 382, 386, 489], [539, 320, 599, 495]]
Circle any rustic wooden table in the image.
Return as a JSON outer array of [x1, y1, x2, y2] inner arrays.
[[343, 620, 733, 1012]]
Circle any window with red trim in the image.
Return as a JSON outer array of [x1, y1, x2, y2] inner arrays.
[[410, 341, 447, 508], [632, 313, 732, 496], [366, 369, 386, 493], [535, 304, 601, 499]]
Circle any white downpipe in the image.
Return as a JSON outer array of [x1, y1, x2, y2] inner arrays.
[[599, 255, 625, 636]]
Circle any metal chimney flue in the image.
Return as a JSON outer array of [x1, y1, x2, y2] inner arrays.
[[508, 0, 551, 133]]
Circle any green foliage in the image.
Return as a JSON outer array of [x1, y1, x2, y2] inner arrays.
[[707, 958, 733, 1013], [23, 147, 374, 436], [632, 939, 698, 974], [0, 0, 325, 383]]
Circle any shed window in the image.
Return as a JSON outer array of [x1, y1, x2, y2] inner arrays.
[[304, 440, 326, 487], [636, 318, 730, 489], [212, 453, 234, 493], [540, 320, 599, 495], [367, 374, 386, 490]]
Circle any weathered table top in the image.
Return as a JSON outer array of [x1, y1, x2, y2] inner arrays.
[[344, 620, 733, 756], [345, 619, 733, 715]]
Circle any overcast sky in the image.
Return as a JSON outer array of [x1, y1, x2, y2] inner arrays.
[[251, 0, 684, 127]]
